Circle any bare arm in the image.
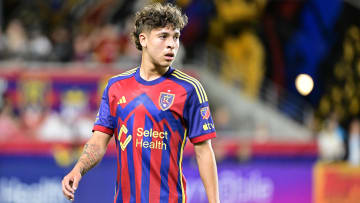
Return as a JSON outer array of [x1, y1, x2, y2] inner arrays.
[[194, 140, 220, 203], [62, 131, 112, 201]]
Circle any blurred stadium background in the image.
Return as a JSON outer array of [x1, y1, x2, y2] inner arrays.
[[1, 0, 360, 202]]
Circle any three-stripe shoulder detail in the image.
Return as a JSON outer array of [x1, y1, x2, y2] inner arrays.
[[111, 68, 137, 79], [171, 70, 208, 104]]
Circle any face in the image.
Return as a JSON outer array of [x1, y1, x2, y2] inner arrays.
[[140, 26, 180, 68]]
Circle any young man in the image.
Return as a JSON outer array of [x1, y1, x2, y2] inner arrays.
[[62, 3, 220, 203]]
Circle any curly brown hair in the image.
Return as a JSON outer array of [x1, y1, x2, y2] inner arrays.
[[132, 3, 188, 51]]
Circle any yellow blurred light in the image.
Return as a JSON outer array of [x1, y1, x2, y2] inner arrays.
[[295, 74, 314, 96]]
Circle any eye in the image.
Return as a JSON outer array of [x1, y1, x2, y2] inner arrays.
[[159, 35, 166, 39], [174, 35, 179, 40]]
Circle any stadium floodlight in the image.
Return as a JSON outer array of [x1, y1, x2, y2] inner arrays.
[[295, 73, 314, 96]]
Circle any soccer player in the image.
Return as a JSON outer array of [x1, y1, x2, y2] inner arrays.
[[62, 3, 219, 203]]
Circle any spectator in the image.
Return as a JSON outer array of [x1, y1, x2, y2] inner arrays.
[[317, 113, 345, 162], [36, 110, 73, 142], [213, 105, 233, 132], [4, 19, 29, 60], [28, 27, 53, 61], [49, 26, 73, 62], [0, 92, 21, 141], [0, 32, 5, 59], [92, 24, 120, 64], [116, 18, 141, 64], [348, 118, 360, 166], [73, 32, 92, 62], [20, 106, 45, 139]]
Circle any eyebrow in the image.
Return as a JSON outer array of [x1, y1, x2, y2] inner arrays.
[[157, 31, 180, 36]]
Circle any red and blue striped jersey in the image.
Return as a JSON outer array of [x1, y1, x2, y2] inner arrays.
[[93, 67, 216, 203]]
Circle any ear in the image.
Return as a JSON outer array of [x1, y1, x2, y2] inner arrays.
[[139, 33, 147, 49]]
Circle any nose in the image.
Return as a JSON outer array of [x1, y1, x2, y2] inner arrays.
[[167, 38, 176, 49]]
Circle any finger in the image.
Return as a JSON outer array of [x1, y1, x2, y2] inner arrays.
[[65, 180, 75, 194], [72, 176, 80, 190], [63, 177, 75, 194], [63, 187, 74, 200], [62, 179, 74, 198], [62, 179, 74, 200]]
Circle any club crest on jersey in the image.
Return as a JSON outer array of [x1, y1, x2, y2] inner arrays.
[[200, 106, 210, 119], [159, 92, 175, 111]]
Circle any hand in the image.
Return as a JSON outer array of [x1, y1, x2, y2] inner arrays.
[[62, 169, 82, 201]]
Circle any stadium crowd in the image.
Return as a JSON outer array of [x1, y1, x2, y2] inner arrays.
[[0, 18, 139, 63], [1, 0, 360, 165]]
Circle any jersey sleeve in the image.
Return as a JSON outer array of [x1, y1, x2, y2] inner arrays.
[[184, 88, 216, 144], [92, 83, 115, 135]]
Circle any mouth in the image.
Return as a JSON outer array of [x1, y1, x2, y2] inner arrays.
[[164, 53, 175, 61]]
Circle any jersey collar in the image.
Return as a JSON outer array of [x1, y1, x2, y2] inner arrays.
[[134, 66, 174, 86]]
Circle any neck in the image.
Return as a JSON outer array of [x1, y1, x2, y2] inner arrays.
[[140, 52, 169, 81]]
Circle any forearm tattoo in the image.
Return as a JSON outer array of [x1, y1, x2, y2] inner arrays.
[[78, 144, 102, 176]]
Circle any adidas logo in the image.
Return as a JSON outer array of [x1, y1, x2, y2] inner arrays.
[[117, 96, 126, 104]]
